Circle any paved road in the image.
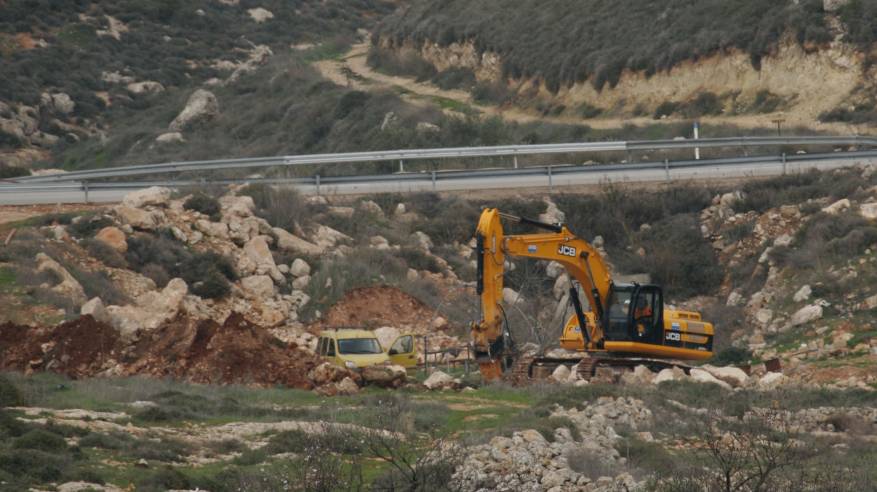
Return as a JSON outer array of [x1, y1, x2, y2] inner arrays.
[[0, 154, 874, 205]]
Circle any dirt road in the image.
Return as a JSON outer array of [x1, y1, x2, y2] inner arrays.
[[315, 41, 871, 135]]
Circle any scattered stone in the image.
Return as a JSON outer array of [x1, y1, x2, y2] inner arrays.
[[94, 226, 128, 253], [290, 258, 311, 277], [758, 372, 789, 390], [155, 132, 185, 144], [169, 89, 219, 132], [240, 275, 275, 299], [122, 186, 172, 209], [822, 198, 851, 215], [789, 304, 823, 327], [793, 285, 812, 303], [551, 364, 571, 382], [36, 253, 87, 305], [80, 297, 110, 324], [423, 370, 458, 390], [361, 365, 406, 388], [247, 7, 274, 22], [859, 202, 877, 220], [502, 287, 524, 305], [690, 368, 732, 390], [273, 228, 323, 256], [701, 365, 749, 388], [127, 81, 165, 95], [653, 367, 685, 384]]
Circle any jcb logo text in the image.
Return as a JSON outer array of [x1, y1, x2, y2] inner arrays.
[[558, 245, 577, 257]]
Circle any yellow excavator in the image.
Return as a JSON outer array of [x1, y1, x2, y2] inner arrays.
[[471, 208, 714, 382]]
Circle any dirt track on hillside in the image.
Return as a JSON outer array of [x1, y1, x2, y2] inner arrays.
[[315, 40, 866, 135]]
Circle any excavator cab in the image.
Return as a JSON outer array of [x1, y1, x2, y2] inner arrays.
[[603, 284, 663, 344]]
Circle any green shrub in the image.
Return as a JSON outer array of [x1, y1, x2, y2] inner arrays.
[[68, 215, 114, 239], [12, 429, 68, 453], [239, 184, 307, 232], [711, 346, 752, 366], [432, 67, 476, 90], [398, 246, 443, 273], [653, 101, 679, 119], [0, 449, 66, 482], [366, 46, 437, 81], [83, 239, 127, 268], [126, 233, 236, 299], [0, 376, 22, 408], [136, 466, 191, 492], [0, 164, 29, 179], [750, 90, 784, 113], [183, 193, 221, 220], [723, 221, 754, 243]]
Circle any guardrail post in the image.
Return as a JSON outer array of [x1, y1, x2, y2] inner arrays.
[[664, 159, 670, 182], [431, 170, 437, 191], [513, 155, 518, 169], [548, 165, 553, 192], [315, 175, 321, 195], [399, 159, 404, 173], [782, 153, 787, 175], [83, 181, 89, 204]]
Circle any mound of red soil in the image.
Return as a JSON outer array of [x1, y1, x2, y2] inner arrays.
[[0, 313, 320, 389], [128, 313, 319, 388], [318, 285, 437, 329], [0, 316, 122, 378]]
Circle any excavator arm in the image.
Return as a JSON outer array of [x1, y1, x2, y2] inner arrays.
[[471, 208, 614, 378]]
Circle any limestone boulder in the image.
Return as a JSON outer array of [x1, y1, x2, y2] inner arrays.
[[274, 228, 323, 256], [169, 89, 219, 132], [114, 206, 165, 230], [247, 7, 274, 22], [80, 297, 110, 324], [291, 275, 310, 290], [106, 278, 188, 341], [822, 198, 851, 215], [361, 365, 407, 388], [195, 219, 229, 239], [335, 377, 360, 396], [789, 304, 823, 327], [290, 258, 311, 277], [240, 275, 275, 299], [220, 195, 256, 218], [653, 367, 685, 384], [860, 202, 877, 220], [758, 372, 789, 390], [94, 226, 127, 253], [621, 365, 655, 385], [551, 364, 571, 383], [155, 132, 184, 145], [412, 231, 433, 251], [793, 285, 812, 303], [312, 225, 352, 250], [122, 186, 172, 208], [358, 200, 384, 218], [240, 236, 282, 281], [308, 362, 353, 386], [502, 287, 524, 305], [423, 370, 458, 390], [701, 365, 749, 388], [36, 253, 87, 306], [690, 368, 732, 390]]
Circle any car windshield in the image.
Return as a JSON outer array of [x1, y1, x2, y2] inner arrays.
[[338, 338, 383, 355]]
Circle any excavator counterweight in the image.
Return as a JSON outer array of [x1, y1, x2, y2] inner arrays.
[[470, 208, 714, 382]]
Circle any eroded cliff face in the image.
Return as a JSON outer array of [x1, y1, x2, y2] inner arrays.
[[379, 34, 869, 122]]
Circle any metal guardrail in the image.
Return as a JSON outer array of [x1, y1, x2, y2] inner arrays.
[[11, 135, 877, 184]]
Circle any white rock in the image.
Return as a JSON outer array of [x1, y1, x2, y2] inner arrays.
[[155, 132, 184, 144], [423, 370, 456, 390], [859, 202, 877, 220], [312, 225, 352, 250], [291, 275, 310, 290], [122, 186, 171, 208], [394, 203, 406, 216], [169, 89, 219, 132], [551, 365, 571, 383], [114, 206, 165, 230], [789, 304, 823, 327], [81, 297, 110, 324], [221, 195, 256, 217], [127, 81, 165, 95], [36, 253, 87, 306], [546, 261, 564, 279], [358, 200, 384, 217], [241, 275, 275, 299], [106, 279, 188, 341], [653, 367, 682, 384], [793, 285, 812, 303], [822, 198, 851, 215], [726, 291, 743, 307], [336, 377, 359, 395], [273, 228, 323, 256], [412, 231, 434, 251], [247, 7, 274, 22], [755, 309, 773, 326], [195, 219, 229, 239], [553, 274, 569, 301], [773, 234, 793, 248], [758, 372, 789, 390], [290, 258, 311, 277], [502, 287, 524, 305], [701, 365, 749, 388], [690, 368, 732, 390]]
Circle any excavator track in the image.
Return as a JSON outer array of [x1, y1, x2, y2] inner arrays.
[[504, 354, 694, 384]]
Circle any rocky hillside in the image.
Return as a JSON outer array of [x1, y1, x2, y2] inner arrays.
[[371, 0, 877, 129]]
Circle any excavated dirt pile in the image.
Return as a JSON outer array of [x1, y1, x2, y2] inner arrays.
[[0, 313, 320, 389], [0, 316, 122, 378], [317, 285, 440, 330]]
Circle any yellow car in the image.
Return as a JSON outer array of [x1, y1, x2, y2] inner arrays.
[[317, 329, 418, 370]]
